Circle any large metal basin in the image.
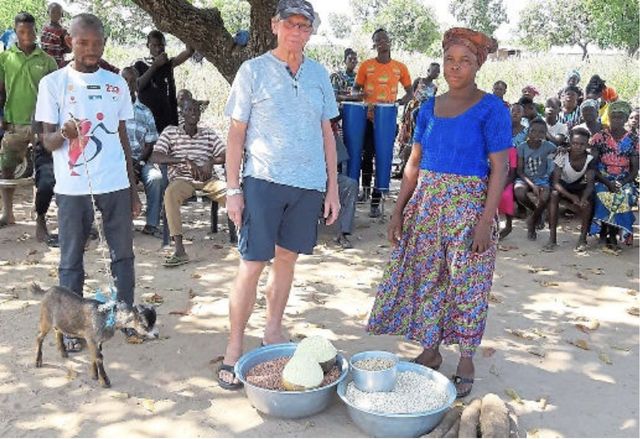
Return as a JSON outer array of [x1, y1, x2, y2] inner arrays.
[[337, 361, 456, 437], [235, 342, 348, 419]]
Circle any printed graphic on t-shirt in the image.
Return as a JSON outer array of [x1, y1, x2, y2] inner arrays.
[[526, 156, 543, 176], [67, 116, 115, 176]]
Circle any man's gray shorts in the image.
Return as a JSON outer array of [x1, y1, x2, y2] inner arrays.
[[239, 176, 324, 261]]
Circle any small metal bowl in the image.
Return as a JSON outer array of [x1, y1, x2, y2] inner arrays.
[[337, 361, 456, 438], [234, 343, 348, 419], [350, 350, 398, 392]]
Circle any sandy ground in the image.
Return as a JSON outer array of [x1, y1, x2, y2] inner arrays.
[[0, 184, 638, 438]]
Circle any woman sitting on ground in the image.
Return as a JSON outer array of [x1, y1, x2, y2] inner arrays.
[[589, 101, 638, 254]]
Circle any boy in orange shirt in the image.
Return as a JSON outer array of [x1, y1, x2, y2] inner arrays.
[[354, 28, 412, 217]]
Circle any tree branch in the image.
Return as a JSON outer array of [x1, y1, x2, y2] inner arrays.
[[131, 0, 277, 83]]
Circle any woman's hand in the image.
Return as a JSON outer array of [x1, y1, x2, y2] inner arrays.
[[471, 219, 492, 254], [606, 180, 619, 193], [387, 211, 403, 245]]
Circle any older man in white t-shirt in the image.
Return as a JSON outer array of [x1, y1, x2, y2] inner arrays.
[[35, 14, 140, 350]]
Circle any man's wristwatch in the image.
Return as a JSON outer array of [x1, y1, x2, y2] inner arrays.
[[227, 187, 243, 197]]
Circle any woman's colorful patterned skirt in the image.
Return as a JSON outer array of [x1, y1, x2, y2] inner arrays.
[[367, 170, 498, 358], [590, 172, 637, 243]]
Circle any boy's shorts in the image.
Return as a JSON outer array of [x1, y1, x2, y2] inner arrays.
[[0, 124, 33, 170], [238, 176, 324, 261], [514, 177, 550, 189], [559, 179, 587, 195]]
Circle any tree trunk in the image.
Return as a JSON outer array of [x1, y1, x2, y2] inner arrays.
[[131, 0, 277, 83], [579, 42, 589, 61]]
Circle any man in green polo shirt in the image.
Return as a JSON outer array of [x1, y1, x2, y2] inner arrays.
[[0, 12, 57, 227]]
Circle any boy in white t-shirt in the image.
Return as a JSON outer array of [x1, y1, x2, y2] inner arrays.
[[544, 97, 569, 146], [35, 14, 141, 350]]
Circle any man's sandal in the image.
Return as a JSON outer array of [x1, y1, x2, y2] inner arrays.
[[452, 375, 474, 398], [163, 254, 190, 267], [217, 363, 243, 390]]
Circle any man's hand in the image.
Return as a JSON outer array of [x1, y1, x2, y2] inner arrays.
[[185, 158, 200, 180], [323, 188, 340, 226], [226, 192, 244, 229], [152, 53, 169, 69], [131, 189, 142, 218]]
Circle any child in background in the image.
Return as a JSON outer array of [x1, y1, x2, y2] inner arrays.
[[575, 99, 603, 137], [544, 97, 569, 146], [515, 118, 557, 240], [511, 103, 528, 147], [177, 89, 193, 125], [499, 103, 527, 239], [40, 2, 70, 67], [544, 127, 595, 252], [518, 96, 540, 128], [498, 145, 518, 240]]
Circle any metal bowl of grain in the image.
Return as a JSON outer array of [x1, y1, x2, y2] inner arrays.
[[350, 350, 398, 392], [234, 342, 349, 419], [337, 361, 456, 438]]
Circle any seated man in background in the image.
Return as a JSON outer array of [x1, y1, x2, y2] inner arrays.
[[151, 99, 227, 266], [121, 67, 163, 236]]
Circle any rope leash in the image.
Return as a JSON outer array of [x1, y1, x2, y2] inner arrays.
[[70, 114, 117, 327]]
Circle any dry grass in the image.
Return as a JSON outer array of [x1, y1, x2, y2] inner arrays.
[[104, 43, 640, 138]]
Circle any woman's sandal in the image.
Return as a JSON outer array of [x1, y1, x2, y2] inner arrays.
[[410, 352, 442, 371], [217, 363, 243, 390], [452, 375, 474, 398]]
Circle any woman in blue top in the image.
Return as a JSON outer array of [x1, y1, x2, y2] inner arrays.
[[367, 28, 511, 398]]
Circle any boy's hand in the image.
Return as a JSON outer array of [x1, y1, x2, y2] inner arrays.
[[62, 119, 79, 140], [532, 184, 541, 197], [569, 194, 581, 206], [152, 53, 169, 68]]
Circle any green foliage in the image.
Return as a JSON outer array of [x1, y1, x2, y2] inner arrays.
[[200, 0, 250, 35], [69, 0, 152, 44], [518, 0, 595, 59], [349, 0, 388, 29], [346, 0, 440, 54], [328, 12, 352, 39], [305, 44, 344, 73], [449, 0, 508, 37], [0, 0, 47, 30], [372, 0, 440, 54], [586, 0, 640, 56]]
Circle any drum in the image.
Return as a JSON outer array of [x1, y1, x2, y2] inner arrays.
[[373, 103, 398, 192], [341, 102, 367, 181]]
